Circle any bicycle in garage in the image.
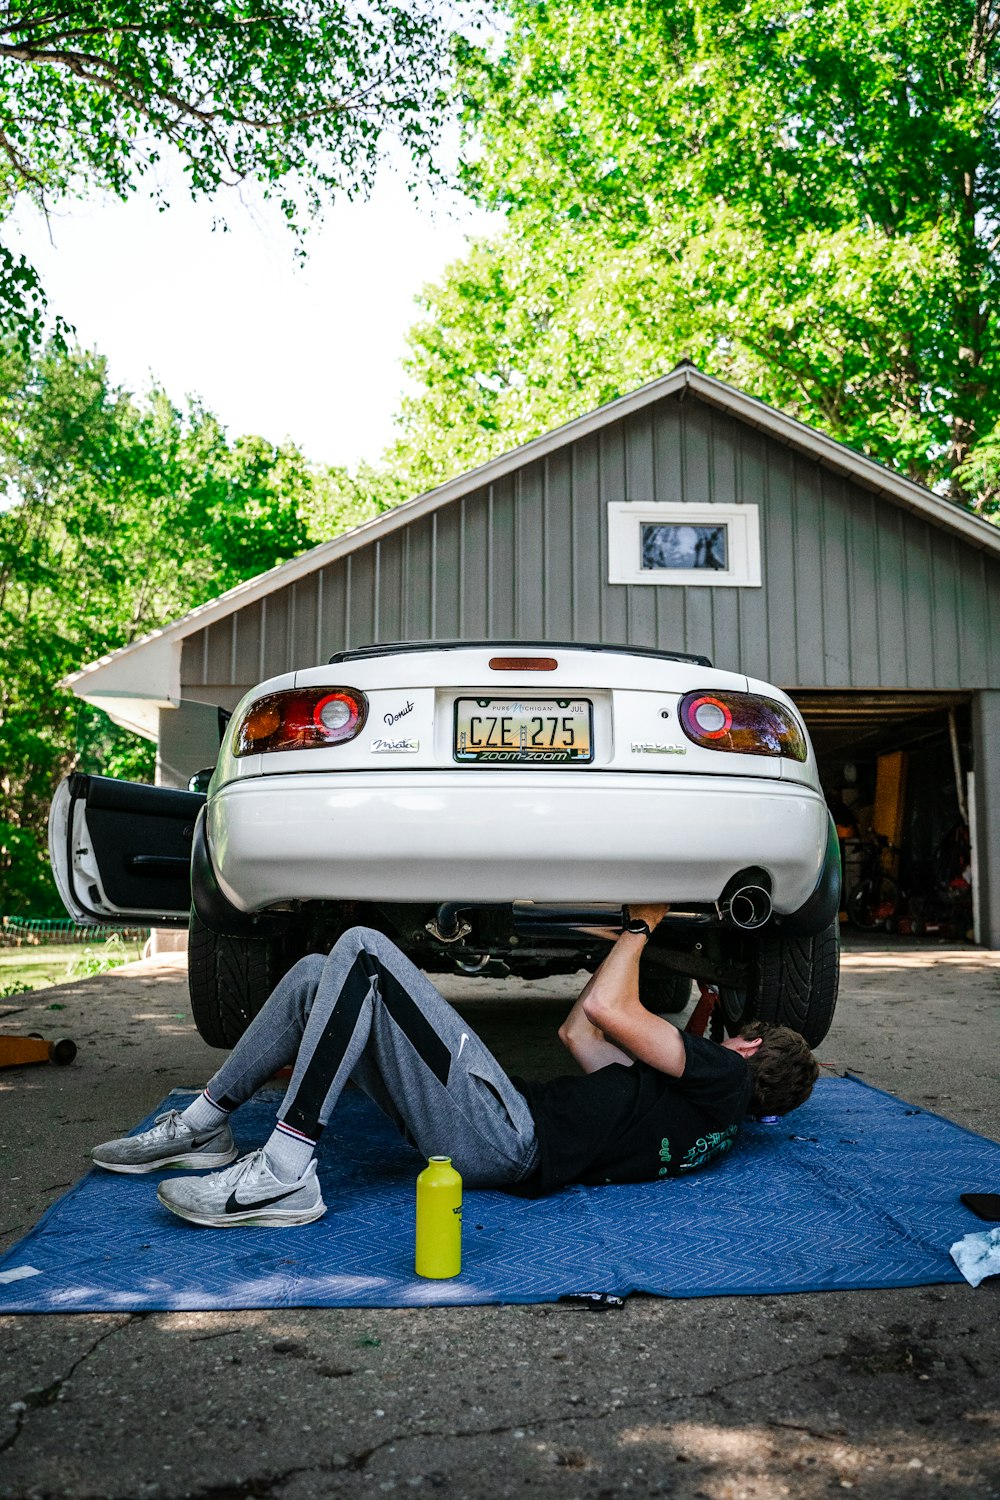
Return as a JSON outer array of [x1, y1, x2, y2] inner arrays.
[[844, 833, 904, 932]]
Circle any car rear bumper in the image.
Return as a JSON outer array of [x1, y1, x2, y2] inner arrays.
[[205, 771, 830, 913]]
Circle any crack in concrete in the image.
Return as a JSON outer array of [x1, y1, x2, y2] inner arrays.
[[0, 1345, 861, 1499], [347, 1415, 542, 1474], [768, 1419, 847, 1443], [161, 1482, 307, 1500], [152, 1460, 348, 1500], [338, 1350, 845, 1473], [146, 1418, 545, 1500], [0, 1315, 136, 1457], [316, 1353, 836, 1485], [121, 1404, 646, 1500], [665, 1351, 826, 1405]]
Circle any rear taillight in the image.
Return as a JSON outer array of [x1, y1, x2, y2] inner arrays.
[[678, 691, 807, 761], [234, 688, 368, 756]]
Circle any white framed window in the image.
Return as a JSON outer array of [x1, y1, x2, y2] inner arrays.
[[607, 502, 761, 587]]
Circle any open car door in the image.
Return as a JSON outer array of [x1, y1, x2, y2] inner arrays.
[[48, 773, 206, 929]]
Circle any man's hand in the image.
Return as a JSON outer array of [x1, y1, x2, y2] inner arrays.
[[625, 904, 669, 932]]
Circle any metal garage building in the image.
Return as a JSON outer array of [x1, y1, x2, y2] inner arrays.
[[66, 362, 1000, 945]]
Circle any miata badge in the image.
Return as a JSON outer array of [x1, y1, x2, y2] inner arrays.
[[372, 737, 419, 754]]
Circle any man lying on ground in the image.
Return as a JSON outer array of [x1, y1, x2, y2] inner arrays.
[[90, 907, 819, 1227]]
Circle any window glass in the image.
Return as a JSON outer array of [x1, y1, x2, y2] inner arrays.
[[640, 523, 729, 572]]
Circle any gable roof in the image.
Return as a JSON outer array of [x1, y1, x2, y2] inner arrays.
[[65, 361, 1000, 738]]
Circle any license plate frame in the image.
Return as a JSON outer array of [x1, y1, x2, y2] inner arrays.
[[453, 697, 594, 764]]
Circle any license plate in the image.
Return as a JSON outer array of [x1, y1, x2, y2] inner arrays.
[[454, 698, 593, 763]]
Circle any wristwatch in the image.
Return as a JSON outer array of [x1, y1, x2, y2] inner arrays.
[[623, 916, 652, 937]]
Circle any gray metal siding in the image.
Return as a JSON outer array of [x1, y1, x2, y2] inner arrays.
[[180, 393, 1000, 700]]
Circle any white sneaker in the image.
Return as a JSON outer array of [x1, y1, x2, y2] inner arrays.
[[156, 1149, 326, 1228], [91, 1111, 237, 1174]]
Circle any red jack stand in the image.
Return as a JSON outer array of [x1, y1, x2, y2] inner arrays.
[[685, 982, 720, 1037], [0, 1033, 77, 1068]]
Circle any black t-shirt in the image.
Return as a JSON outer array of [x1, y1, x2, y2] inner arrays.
[[512, 1031, 754, 1194]]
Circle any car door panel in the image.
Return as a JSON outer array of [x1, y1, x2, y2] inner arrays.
[[49, 773, 205, 927]]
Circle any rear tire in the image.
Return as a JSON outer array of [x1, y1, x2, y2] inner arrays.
[[720, 918, 840, 1048], [639, 961, 692, 1015], [188, 910, 286, 1049]]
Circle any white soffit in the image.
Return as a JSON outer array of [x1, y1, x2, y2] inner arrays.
[[62, 631, 180, 742], [83, 694, 163, 741]]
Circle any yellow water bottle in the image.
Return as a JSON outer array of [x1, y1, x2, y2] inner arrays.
[[415, 1155, 462, 1279]]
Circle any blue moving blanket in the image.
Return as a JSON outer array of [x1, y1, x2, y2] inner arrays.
[[1, 1076, 997, 1312]]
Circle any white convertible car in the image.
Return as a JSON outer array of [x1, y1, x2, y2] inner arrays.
[[50, 641, 841, 1048]]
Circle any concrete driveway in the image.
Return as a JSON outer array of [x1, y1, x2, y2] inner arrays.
[[1, 941, 998, 1500]]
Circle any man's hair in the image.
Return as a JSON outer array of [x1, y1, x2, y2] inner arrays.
[[741, 1022, 819, 1116]]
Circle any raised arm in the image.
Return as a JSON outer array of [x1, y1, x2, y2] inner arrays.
[[558, 905, 686, 1076], [577, 906, 689, 1078], [557, 964, 635, 1073]]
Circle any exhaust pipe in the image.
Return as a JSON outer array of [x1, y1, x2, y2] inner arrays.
[[512, 902, 625, 939], [718, 872, 773, 931], [425, 904, 473, 943], [511, 902, 720, 937]]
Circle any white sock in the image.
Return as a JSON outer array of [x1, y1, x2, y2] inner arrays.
[[180, 1090, 230, 1135], [264, 1122, 317, 1183]]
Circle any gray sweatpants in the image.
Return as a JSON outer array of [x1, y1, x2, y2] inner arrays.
[[205, 927, 540, 1188]]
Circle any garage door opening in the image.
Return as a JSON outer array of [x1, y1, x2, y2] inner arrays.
[[789, 692, 974, 942]]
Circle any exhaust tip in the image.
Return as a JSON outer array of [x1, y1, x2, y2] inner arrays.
[[719, 883, 772, 931]]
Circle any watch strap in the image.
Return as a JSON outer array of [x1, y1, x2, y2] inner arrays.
[[623, 917, 652, 937]]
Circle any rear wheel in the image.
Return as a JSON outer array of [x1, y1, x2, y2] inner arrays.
[[719, 918, 840, 1048], [188, 910, 287, 1048], [639, 960, 692, 1015]]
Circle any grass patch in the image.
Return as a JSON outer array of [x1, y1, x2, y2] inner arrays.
[[0, 937, 146, 997]]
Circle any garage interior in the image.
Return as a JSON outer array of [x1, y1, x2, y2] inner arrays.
[[792, 691, 974, 942]]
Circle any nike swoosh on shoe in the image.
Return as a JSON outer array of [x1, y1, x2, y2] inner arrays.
[[224, 1186, 302, 1214]]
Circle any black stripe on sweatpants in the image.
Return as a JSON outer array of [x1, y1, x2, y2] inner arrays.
[[280, 949, 452, 1140]]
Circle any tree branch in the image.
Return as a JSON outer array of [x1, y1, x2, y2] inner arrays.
[[0, 123, 49, 195], [0, 38, 399, 136]]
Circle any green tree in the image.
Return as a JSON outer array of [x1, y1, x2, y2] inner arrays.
[[0, 339, 373, 915], [0, 0, 466, 345], [300, 458, 408, 539], [392, 229, 695, 490], [394, 0, 1000, 512]]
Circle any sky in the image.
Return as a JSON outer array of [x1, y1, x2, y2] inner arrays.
[[10, 172, 494, 472]]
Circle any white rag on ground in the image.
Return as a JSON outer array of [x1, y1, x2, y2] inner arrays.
[[949, 1226, 1000, 1287], [0, 1265, 40, 1285]]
